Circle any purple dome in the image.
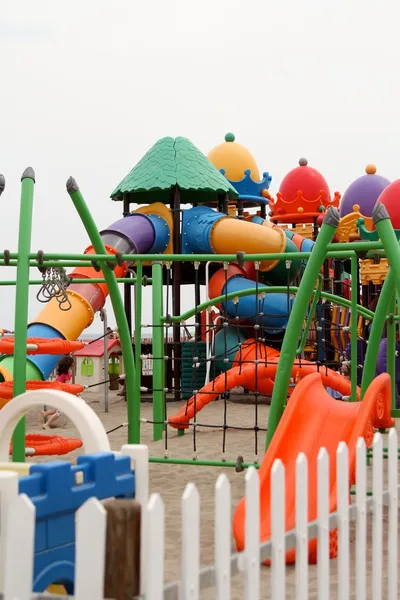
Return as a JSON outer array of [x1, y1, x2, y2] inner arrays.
[[340, 165, 390, 217]]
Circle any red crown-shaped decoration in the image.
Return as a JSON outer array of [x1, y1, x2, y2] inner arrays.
[[268, 158, 340, 224], [269, 189, 341, 223]]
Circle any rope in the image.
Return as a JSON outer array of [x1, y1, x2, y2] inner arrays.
[[106, 422, 128, 435]]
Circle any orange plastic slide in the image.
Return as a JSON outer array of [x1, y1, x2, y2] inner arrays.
[[233, 372, 394, 564], [169, 357, 356, 430]]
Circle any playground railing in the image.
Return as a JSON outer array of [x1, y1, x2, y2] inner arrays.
[[0, 430, 397, 599]]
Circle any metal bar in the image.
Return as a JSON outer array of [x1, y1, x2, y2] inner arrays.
[[0, 249, 384, 268], [100, 309, 109, 413], [12, 167, 36, 462], [151, 262, 165, 441], [16, 249, 368, 262], [66, 177, 138, 444], [350, 254, 358, 401], [266, 209, 339, 449], [166, 286, 375, 325], [0, 278, 146, 285], [172, 187, 182, 405], [134, 261, 143, 440]]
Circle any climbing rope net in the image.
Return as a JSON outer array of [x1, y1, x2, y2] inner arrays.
[[139, 257, 368, 466]]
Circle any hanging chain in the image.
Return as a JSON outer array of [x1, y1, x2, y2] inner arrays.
[[36, 266, 72, 311]]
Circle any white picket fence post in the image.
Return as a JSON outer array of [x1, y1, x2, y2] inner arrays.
[[388, 428, 398, 600], [355, 437, 367, 600], [317, 448, 330, 600], [215, 474, 231, 600], [372, 433, 383, 600], [295, 453, 308, 600], [0, 470, 19, 591], [337, 441, 349, 600], [146, 494, 164, 600], [271, 459, 285, 600], [181, 483, 200, 600], [244, 467, 259, 600], [74, 498, 107, 600], [2, 494, 35, 600]]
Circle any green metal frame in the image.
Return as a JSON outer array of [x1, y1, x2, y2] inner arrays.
[[2, 179, 398, 466]]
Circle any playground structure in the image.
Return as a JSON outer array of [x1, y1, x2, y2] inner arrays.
[[1, 134, 400, 595]]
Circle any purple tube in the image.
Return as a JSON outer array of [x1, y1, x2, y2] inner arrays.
[[101, 213, 155, 254], [376, 338, 400, 382]]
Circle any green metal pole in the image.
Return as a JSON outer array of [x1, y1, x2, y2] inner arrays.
[[361, 270, 394, 397], [12, 168, 35, 462], [134, 260, 143, 441], [151, 261, 164, 441], [386, 292, 396, 410], [350, 255, 358, 401], [265, 208, 340, 449], [0, 278, 148, 286], [372, 202, 400, 411], [296, 275, 323, 356], [169, 287, 374, 324], [66, 177, 138, 443]]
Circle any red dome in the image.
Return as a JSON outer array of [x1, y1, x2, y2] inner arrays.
[[279, 158, 331, 203], [375, 179, 400, 229]]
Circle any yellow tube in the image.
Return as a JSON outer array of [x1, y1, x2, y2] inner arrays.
[[32, 290, 94, 340], [210, 217, 286, 272], [0, 364, 12, 409]]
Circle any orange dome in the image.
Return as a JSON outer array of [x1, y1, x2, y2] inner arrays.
[[208, 133, 260, 182]]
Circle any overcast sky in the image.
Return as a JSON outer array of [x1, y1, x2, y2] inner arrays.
[[1, 0, 400, 334]]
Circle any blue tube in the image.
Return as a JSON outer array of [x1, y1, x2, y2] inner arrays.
[[221, 275, 294, 332], [301, 238, 315, 252], [181, 206, 225, 254], [26, 323, 65, 380], [147, 214, 170, 253]]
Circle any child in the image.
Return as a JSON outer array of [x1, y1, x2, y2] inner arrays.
[[40, 355, 74, 429]]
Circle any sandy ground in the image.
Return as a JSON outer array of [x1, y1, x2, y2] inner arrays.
[[24, 387, 400, 599]]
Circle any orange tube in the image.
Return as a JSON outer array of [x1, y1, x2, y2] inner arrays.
[[32, 290, 94, 340], [210, 218, 286, 272], [208, 264, 246, 307], [70, 244, 128, 297], [0, 365, 13, 409]]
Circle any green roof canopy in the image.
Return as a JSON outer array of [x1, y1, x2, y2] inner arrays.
[[111, 136, 238, 204]]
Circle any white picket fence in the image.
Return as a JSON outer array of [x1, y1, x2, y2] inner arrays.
[[0, 431, 398, 599]]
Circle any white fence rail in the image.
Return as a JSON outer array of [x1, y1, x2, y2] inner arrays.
[[0, 431, 398, 599]]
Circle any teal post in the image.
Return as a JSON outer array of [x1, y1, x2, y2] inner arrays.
[[66, 178, 139, 443], [12, 168, 36, 462], [350, 255, 358, 401], [152, 262, 164, 441], [266, 208, 340, 449]]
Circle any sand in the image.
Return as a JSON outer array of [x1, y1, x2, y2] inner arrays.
[[24, 387, 400, 599]]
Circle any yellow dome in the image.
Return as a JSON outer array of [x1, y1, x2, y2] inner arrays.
[[207, 133, 260, 182]]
